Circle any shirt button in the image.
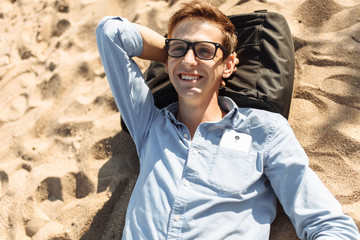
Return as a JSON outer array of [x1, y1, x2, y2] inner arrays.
[[184, 180, 190, 187], [184, 133, 189, 139], [174, 215, 180, 222], [192, 150, 199, 155]]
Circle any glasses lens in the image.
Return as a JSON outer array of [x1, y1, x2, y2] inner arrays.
[[166, 39, 219, 60], [167, 40, 187, 57], [195, 42, 216, 60]]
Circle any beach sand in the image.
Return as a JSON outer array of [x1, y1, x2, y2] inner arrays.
[[0, 0, 359, 239]]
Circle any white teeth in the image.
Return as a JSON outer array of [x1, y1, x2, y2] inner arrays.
[[181, 74, 199, 80]]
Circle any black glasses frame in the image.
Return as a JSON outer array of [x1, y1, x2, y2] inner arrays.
[[165, 39, 228, 60]]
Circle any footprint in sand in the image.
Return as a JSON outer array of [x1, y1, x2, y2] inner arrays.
[[37, 73, 61, 100], [35, 172, 94, 203], [0, 71, 37, 122], [0, 170, 9, 197], [26, 171, 95, 238]]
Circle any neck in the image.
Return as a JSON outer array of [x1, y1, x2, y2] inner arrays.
[[177, 95, 225, 139]]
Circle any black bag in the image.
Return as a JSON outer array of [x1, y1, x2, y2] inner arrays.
[[223, 10, 295, 119], [121, 10, 295, 132]]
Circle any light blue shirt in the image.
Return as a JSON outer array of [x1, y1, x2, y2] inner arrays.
[[96, 16, 360, 240]]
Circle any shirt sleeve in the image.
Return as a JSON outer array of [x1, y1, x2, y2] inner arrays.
[[95, 16, 156, 152], [264, 118, 360, 240]]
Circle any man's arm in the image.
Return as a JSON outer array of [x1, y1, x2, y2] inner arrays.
[[133, 23, 167, 63], [264, 118, 360, 239], [96, 17, 157, 153]]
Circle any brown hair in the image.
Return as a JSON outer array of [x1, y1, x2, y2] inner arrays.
[[168, 0, 237, 56]]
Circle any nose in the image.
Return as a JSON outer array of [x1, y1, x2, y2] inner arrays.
[[181, 47, 198, 67]]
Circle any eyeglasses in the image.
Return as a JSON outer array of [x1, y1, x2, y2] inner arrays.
[[165, 39, 228, 60]]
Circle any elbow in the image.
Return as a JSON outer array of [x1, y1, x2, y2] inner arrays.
[[95, 17, 118, 43]]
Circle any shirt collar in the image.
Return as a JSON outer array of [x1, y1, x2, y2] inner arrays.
[[164, 96, 240, 126], [219, 96, 238, 112]]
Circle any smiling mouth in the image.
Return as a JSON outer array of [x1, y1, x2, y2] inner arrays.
[[178, 73, 202, 81]]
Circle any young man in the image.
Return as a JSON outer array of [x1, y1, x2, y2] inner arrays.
[[96, 1, 360, 239]]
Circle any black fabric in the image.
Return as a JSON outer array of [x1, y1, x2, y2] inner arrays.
[[223, 10, 295, 119], [121, 10, 295, 132]]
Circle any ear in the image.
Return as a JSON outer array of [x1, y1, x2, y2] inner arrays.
[[222, 54, 236, 79]]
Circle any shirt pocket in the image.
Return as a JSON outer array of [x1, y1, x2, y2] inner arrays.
[[208, 147, 262, 195]]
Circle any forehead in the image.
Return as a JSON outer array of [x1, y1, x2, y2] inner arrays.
[[171, 19, 224, 43]]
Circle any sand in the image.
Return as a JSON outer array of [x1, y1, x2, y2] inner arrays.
[[0, 0, 359, 239]]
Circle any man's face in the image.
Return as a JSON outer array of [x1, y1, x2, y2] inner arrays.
[[165, 19, 232, 104]]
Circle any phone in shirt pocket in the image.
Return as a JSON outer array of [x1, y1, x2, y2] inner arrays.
[[219, 129, 252, 153], [208, 131, 263, 195]]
